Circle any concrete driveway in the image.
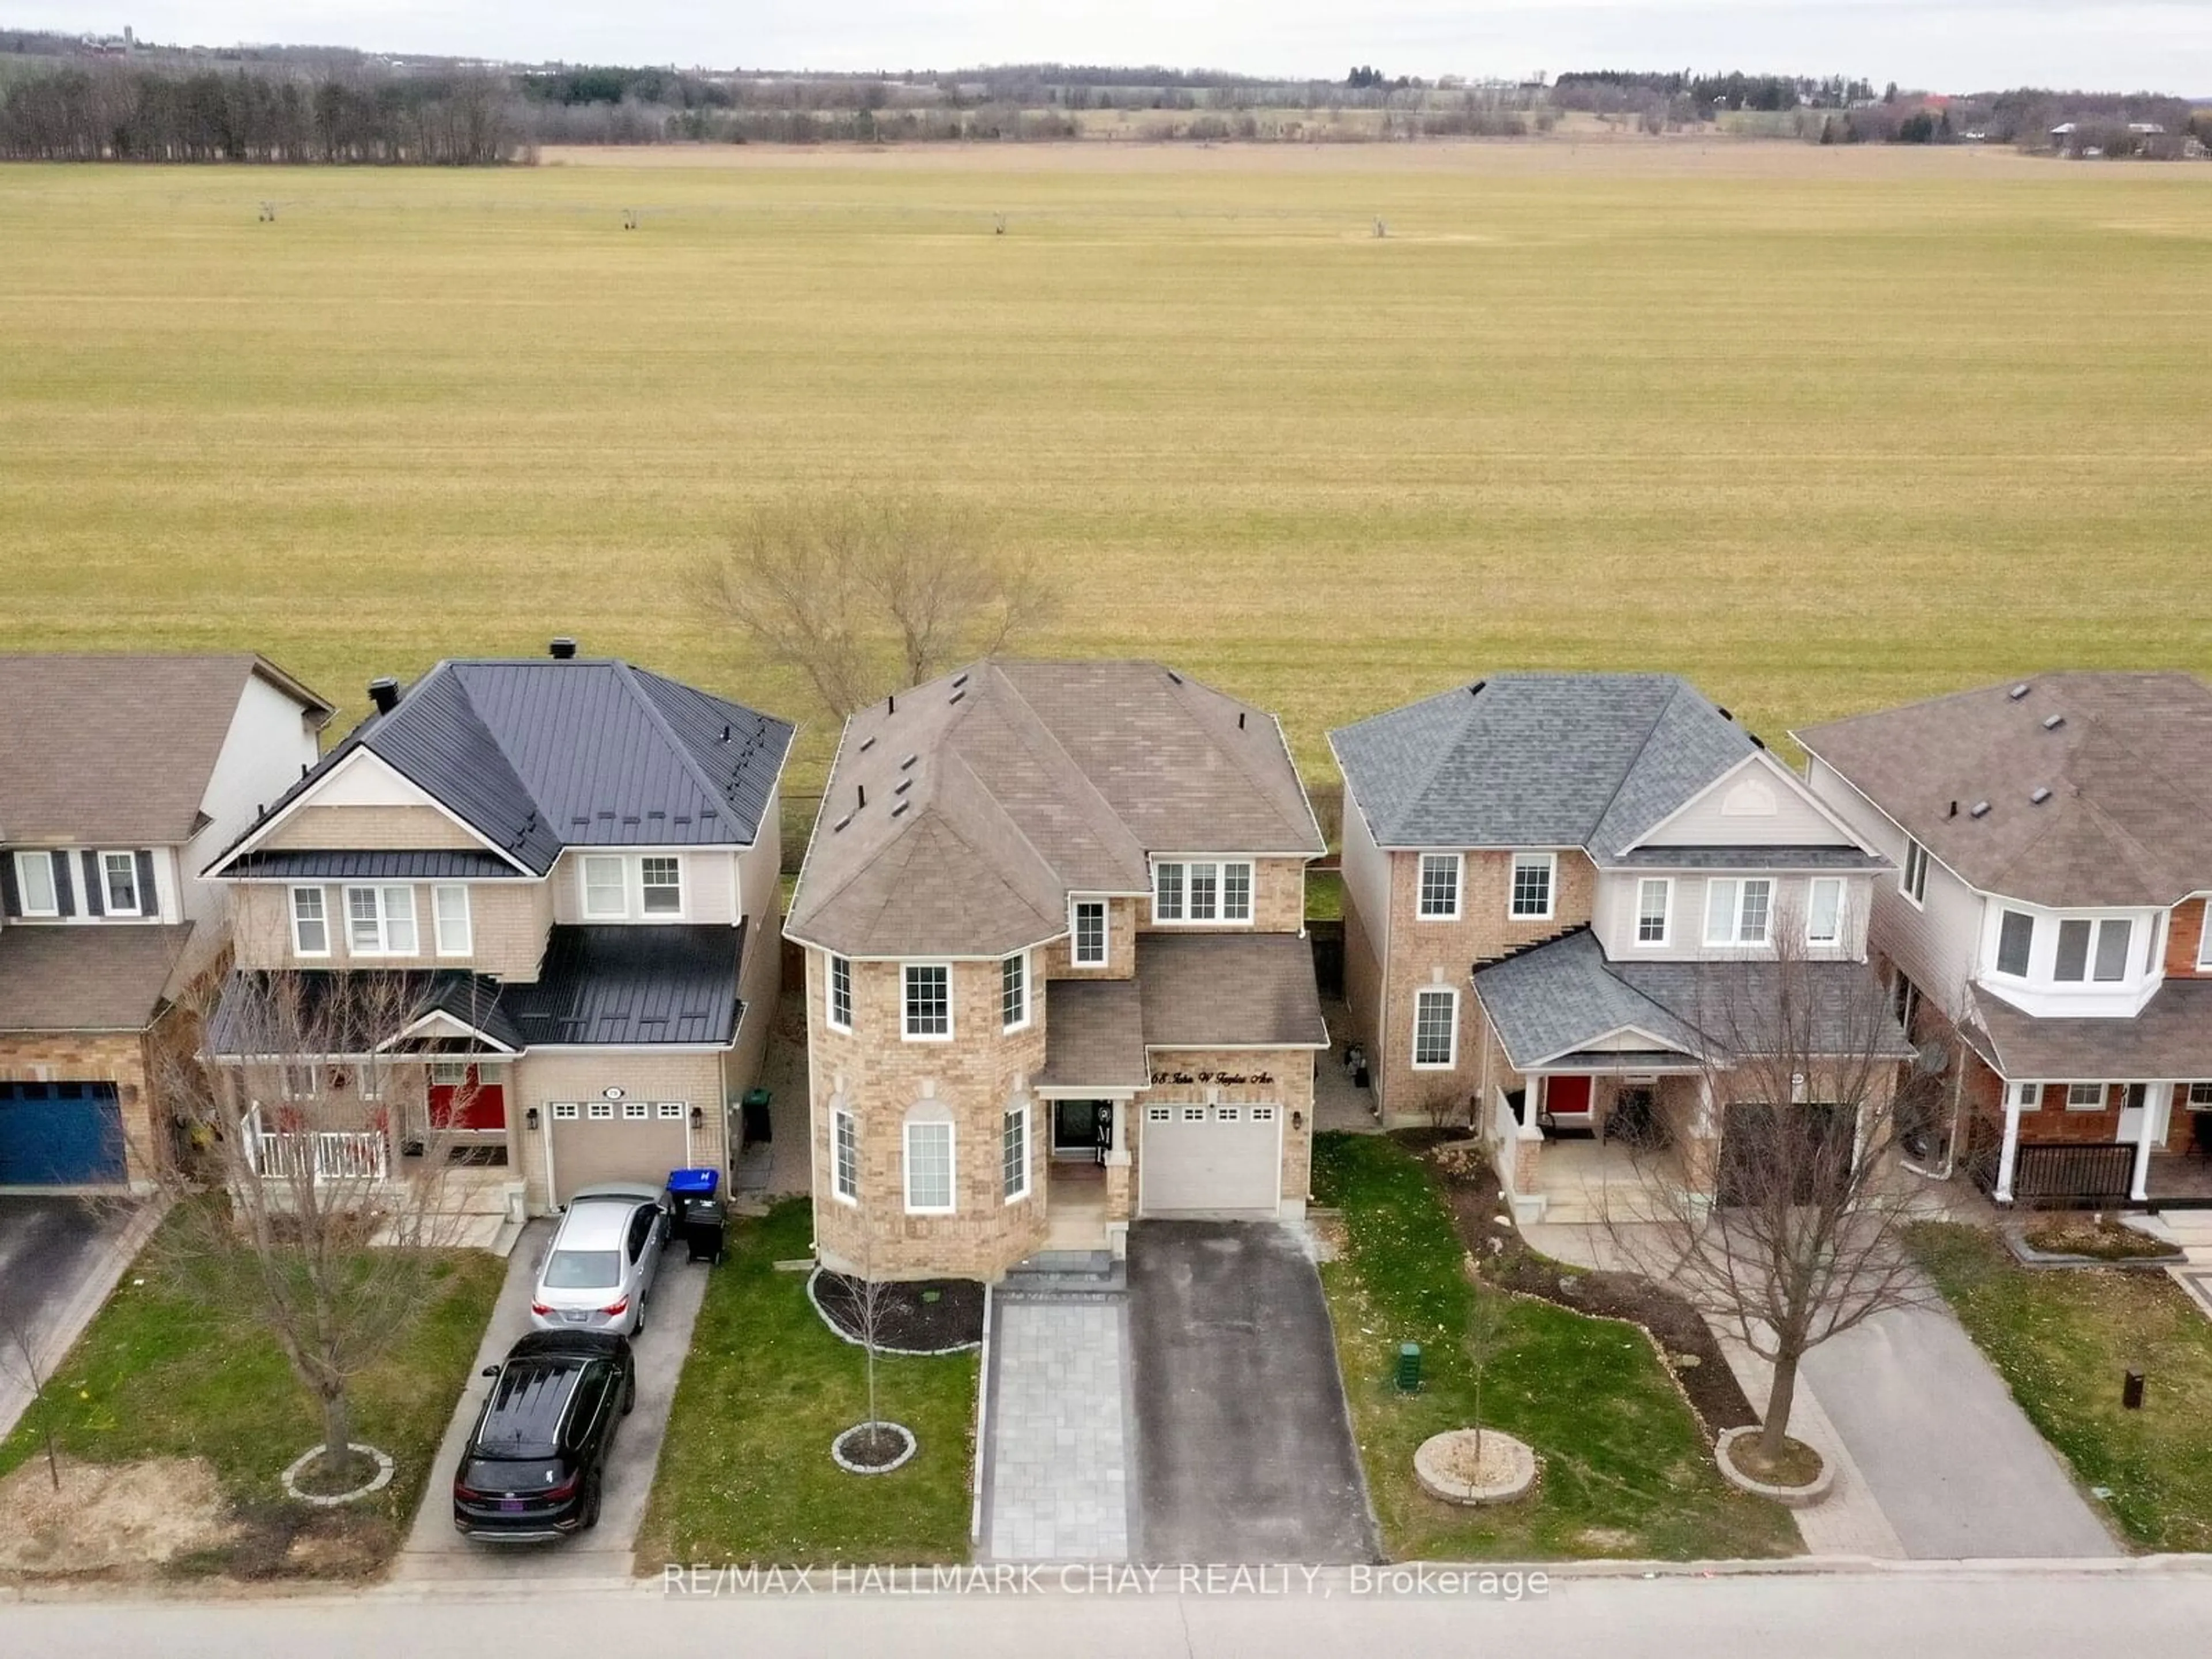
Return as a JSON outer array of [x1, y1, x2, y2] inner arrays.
[[0, 1196, 153, 1441], [391, 1217, 710, 1582], [1126, 1222, 1377, 1564], [1799, 1300, 2122, 1558]]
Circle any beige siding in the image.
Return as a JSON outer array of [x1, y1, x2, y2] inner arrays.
[[228, 879, 551, 979], [258, 804, 483, 853], [1589, 869, 1876, 961], [1639, 758, 1864, 849], [512, 1048, 728, 1215], [548, 847, 741, 925]]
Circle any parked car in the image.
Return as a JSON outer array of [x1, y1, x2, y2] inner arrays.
[[452, 1330, 635, 1541], [531, 1182, 671, 1336]]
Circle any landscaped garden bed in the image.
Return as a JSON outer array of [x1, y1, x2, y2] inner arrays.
[[1311, 1132, 1798, 1562], [810, 1271, 985, 1353], [1908, 1221, 2212, 1553], [636, 1199, 978, 1567], [2011, 1214, 2185, 1267], [0, 1214, 503, 1581]]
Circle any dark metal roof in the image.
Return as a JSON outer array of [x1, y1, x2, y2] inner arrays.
[[224, 849, 526, 880], [213, 657, 794, 878], [206, 923, 745, 1056], [206, 967, 528, 1056]]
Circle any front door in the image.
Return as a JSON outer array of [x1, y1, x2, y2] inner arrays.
[[1052, 1100, 1112, 1161], [2118, 1083, 2150, 1143], [429, 1063, 506, 1132]]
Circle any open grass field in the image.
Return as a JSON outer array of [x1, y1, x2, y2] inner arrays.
[[2, 142, 2207, 783]]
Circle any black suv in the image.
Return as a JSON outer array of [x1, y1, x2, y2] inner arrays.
[[453, 1330, 636, 1541]]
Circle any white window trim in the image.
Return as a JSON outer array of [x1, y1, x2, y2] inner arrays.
[[1993, 908, 2036, 980], [2198, 906, 2212, 971], [1150, 858, 1257, 927], [2064, 1081, 2107, 1111], [902, 963, 954, 1043], [12, 851, 59, 918], [1509, 851, 1556, 921], [99, 850, 142, 917], [588, 1099, 615, 1120], [831, 1105, 859, 1203], [827, 954, 853, 1033], [903, 1119, 956, 1214], [1805, 877, 1845, 947], [289, 885, 330, 957], [1411, 986, 1459, 1070], [638, 854, 685, 919], [1634, 877, 1672, 948], [1070, 899, 1109, 968], [551, 1101, 579, 1121], [657, 1100, 685, 1120], [2010, 1081, 2043, 1111], [1901, 839, 1929, 909], [2188, 1081, 2212, 1108], [1416, 852, 1464, 921], [1000, 950, 1031, 1034], [343, 884, 418, 957], [1703, 878, 1774, 948], [581, 854, 628, 920], [1002, 1101, 1031, 1204], [432, 884, 472, 957]]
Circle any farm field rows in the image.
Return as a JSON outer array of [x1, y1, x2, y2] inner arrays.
[[1, 142, 2206, 783]]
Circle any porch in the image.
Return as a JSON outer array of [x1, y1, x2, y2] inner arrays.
[[1483, 1071, 1711, 1226], [239, 1108, 528, 1248], [1978, 1080, 2212, 1210]]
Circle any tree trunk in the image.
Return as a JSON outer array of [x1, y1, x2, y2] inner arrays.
[[320, 1388, 351, 1472], [1760, 1350, 1801, 1460]]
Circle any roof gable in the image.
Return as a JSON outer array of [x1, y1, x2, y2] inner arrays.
[[1622, 751, 1868, 859]]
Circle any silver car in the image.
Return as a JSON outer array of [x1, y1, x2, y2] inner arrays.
[[530, 1183, 671, 1337]]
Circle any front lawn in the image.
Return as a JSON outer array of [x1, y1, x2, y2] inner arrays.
[[1312, 1133, 1798, 1561], [0, 1209, 503, 1578], [635, 1199, 978, 1567], [1908, 1222, 2212, 1553]]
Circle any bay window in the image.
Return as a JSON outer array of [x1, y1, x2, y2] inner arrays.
[[903, 963, 951, 1040], [1001, 951, 1029, 1032]]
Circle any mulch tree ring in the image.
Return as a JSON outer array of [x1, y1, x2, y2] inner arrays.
[[1417, 1137, 1760, 1435], [809, 1270, 986, 1354]]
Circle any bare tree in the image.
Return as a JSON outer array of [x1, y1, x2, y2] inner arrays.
[[824, 1236, 905, 1464], [0, 1304, 63, 1493], [1460, 1267, 1512, 1463], [1605, 904, 1938, 1471], [694, 485, 1057, 720], [147, 969, 480, 1487]]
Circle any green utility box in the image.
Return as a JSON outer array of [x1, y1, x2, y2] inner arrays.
[[1396, 1341, 1423, 1392]]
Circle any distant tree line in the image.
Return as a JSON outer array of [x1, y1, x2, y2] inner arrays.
[[0, 65, 522, 161]]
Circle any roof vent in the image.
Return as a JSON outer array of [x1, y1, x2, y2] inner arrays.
[[2008, 683, 2031, 701], [2030, 786, 2053, 805], [857, 785, 866, 810], [900, 755, 918, 771], [1237, 711, 1246, 730], [1747, 733, 1767, 751], [719, 723, 731, 743], [895, 777, 912, 796], [549, 637, 577, 660], [952, 672, 969, 689], [949, 689, 965, 705], [1716, 704, 1733, 721], [1166, 670, 1183, 684], [858, 736, 876, 753], [366, 676, 400, 714], [1469, 679, 1486, 697], [832, 813, 853, 833], [1947, 800, 1959, 819], [891, 801, 911, 818], [2042, 713, 2065, 731], [888, 694, 896, 715], [1970, 800, 1991, 818]]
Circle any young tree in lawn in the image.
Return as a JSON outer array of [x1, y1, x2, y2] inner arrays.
[[692, 484, 1058, 721], [1605, 899, 1940, 1471], [827, 1237, 900, 1463], [149, 968, 478, 1486], [0, 1301, 63, 1493]]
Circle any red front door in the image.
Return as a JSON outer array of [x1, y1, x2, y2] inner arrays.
[[1545, 1076, 1593, 1116], [430, 1065, 506, 1132]]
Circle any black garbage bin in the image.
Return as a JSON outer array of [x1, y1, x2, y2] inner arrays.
[[680, 1196, 726, 1265]]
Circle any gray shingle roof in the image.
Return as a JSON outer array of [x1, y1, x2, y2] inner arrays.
[[1472, 929, 1911, 1070], [1796, 673, 2212, 907], [0, 924, 196, 1031], [1036, 979, 1150, 1090], [1329, 673, 1757, 853], [787, 661, 1322, 957], [217, 657, 793, 878], [0, 655, 331, 846], [1135, 934, 1330, 1050]]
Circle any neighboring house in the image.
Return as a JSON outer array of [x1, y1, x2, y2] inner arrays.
[[785, 660, 1328, 1282], [202, 642, 794, 1216], [0, 654, 333, 1189], [1798, 672, 2212, 1208], [1331, 673, 1907, 1222]]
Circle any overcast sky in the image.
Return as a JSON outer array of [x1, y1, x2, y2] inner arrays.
[[14, 2, 2211, 94]]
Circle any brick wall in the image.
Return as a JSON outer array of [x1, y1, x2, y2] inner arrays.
[[259, 804, 482, 852], [0, 1029, 161, 1188], [1132, 1044, 1317, 1208], [2013, 1081, 2126, 1146], [1132, 858, 1307, 938], [230, 878, 552, 980], [2165, 899, 2209, 979], [1037, 896, 1139, 982]]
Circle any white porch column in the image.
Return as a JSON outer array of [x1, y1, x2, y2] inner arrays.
[[1107, 1098, 1130, 1164], [2129, 1083, 2169, 1203], [1994, 1087, 2022, 1203]]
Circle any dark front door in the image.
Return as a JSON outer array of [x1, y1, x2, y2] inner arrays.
[[1052, 1100, 1112, 1159]]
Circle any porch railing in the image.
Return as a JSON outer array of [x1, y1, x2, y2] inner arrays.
[[243, 1109, 391, 1184], [2003, 1142, 2136, 1205]]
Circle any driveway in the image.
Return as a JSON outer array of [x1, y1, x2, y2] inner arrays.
[[0, 1196, 153, 1441], [391, 1217, 710, 1581], [1125, 1222, 1377, 1564], [1799, 1300, 2122, 1558]]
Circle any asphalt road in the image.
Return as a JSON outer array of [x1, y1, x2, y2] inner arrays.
[[3, 1566, 2209, 1659], [1126, 1221, 1378, 1564], [0, 1196, 143, 1441]]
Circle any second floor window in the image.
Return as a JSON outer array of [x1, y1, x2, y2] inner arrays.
[[1636, 878, 1670, 945], [641, 856, 681, 915], [1001, 952, 1029, 1031], [12, 850, 60, 916], [1902, 838, 1930, 906], [1418, 853, 1461, 919], [827, 955, 853, 1031], [1072, 900, 1108, 967], [903, 964, 951, 1039], [433, 884, 471, 956], [291, 887, 329, 955], [1705, 878, 1772, 947], [1806, 878, 1844, 946], [1153, 859, 1254, 924], [1510, 853, 1555, 919], [2054, 917, 2131, 984], [582, 855, 626, 918], [100, 851, 141, 915], [346, 885, 416, 955]]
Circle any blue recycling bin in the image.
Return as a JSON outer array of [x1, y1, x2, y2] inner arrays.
[[667, 1167, 719, 1198], [668, 1167, 725, 1264]]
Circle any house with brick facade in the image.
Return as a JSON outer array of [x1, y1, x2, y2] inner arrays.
[[1331, 673, 1908, 1222], [785, 660, 1328, 1282], [0, 654, 333, 1189], [1798, 672, 2212, 1209], [201, 642, 793, 1219]]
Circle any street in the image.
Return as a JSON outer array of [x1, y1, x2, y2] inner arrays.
[[3, 1565, 2210, 1658]]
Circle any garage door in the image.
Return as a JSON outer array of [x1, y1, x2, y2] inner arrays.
[[1138, 1102, 1281, 1219], [547, 1099, 691, 1205], [1716, 1102, 1857, 1209], [0, 1082, 127, 1185]]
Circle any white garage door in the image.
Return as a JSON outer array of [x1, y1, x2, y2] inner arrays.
[[1138, 1102, 1282, 1219], [547, 1099, 692, 1205]]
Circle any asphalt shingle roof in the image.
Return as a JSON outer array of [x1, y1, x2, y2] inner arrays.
[[787, 661, 1322, 957], [0, 924, 196, 1031], [1036, 979, 1150, 1090], [1329, 673, 1757, 854], [1964, 979, 2212, 1082], [0, 654, 331, 846], [1796, 672, 2212, 907], [218, 657, 794, 877], [1135, 933, 1330, 1051]]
